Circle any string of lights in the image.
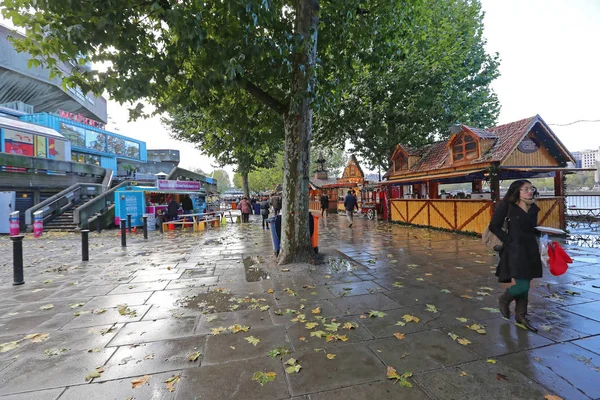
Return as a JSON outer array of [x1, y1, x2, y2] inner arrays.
[[548, 119, 600, 127]]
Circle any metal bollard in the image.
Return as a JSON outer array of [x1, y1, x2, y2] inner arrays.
[[127, 214, 132, 233], [96, 213, 102, 233], [81, 230, 90, 261], [120, 220, 127, 247], [142, 216, 148, 239], [11, 235, 24, 285]]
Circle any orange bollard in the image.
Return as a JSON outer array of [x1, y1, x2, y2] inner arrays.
[[311, 214, 320, 253]]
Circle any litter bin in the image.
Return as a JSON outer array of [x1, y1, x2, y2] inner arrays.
[[253, 203, 261, 215], [267, 215, 281, 256]]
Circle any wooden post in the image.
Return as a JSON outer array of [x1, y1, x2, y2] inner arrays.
[[489, 166, 500, 203], [429, 182, 439, 199], [554, 170, 566, 229]]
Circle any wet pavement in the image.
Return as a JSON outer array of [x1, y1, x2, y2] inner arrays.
[[1, 215, 600, 399]]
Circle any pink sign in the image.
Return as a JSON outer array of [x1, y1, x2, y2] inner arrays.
[[9, 212, 19, 236], [156, 180, 201, 191]]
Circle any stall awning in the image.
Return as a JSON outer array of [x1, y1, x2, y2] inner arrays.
[[382, 169, 487, 185], [499, 167, 596, 173], [145, 190, 206, 195]]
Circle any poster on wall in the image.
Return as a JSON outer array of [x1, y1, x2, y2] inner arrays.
[[3, 129, 34, 156], [35, 136, 47, 158], [115, 191, 145, 227]]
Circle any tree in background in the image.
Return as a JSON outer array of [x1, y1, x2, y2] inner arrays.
[[234, 153, 284, 194], [310, 147, 347, 179], [164, 93, 283, 199], [315, 1, 500, 172], [211, 170, 232, 193]]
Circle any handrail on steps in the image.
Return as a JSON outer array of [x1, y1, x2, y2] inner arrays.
[[73, 181, 131, 226], [25, 183, 103, 227]]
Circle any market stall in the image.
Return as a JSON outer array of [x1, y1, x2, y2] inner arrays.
[[320, 155, 368, 213], [114, 179, 207, 228], [382, 115, 579, 234]]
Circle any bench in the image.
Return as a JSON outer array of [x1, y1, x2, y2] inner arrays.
[[162, 216, 222, 232]]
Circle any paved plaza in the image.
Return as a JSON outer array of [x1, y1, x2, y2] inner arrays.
[[1, 214, 600, 400]]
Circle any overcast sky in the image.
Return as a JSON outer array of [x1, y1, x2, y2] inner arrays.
[[2, 1, 599, 179]]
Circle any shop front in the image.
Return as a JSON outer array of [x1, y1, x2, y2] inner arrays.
[[114, 180, 207, 228], [0, 116, 70, 161], [383, 115, 578, 234]]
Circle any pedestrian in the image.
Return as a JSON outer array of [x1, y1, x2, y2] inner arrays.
[[181, 195, 193, 214], [344, 190, 358, 228], [239, 196, 252, 223], [167, 197, 180, 221], [320, 193, 329, 217], [489, 179, 541, 332], [260, 196, 270, 229], [270, 192, 282, 215]]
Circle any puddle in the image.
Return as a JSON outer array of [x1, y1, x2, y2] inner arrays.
[[566, 234, 600, 248], [243, 256, 270, 282], [177, 291, 235, 313], [325, 252, 367, 273]]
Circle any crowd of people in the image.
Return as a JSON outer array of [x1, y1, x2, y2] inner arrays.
[[235, 192, 282, 229]]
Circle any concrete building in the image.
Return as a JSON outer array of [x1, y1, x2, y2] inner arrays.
[[580, 148, 599, 169]]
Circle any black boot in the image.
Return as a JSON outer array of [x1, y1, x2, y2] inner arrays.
[[515, 296, 537, 332], [498, 290, 514, 319]]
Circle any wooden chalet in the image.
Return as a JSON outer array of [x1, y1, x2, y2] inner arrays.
[[310, 154, 369, 213], [382, 115, 576, 234]]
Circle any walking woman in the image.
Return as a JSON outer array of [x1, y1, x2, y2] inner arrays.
[[239, 197, 252, 223], [489, 179, 541, 332]]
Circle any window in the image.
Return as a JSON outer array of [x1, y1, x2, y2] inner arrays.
[[85, 130, 107, 152], [394, 153, 408, 172], [61, 123, 86, 147], [71, 151, 100, 166], [452, 134, 478, 163]]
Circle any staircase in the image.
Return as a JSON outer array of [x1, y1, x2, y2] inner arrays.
[[44, 198, 95, 232]]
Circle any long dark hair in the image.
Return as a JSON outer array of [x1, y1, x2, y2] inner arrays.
[[502, 179, 532, 205]]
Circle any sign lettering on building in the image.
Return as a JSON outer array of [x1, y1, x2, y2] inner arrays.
[[157, 180, 201, 191], [517, 137, 541, 154], [58, 109, 106, 130]]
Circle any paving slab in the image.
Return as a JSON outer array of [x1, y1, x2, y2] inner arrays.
[[0, 312, 74, 337], [286, 343, 385, 396], [99, 336, 206, 381], [329, 293, 403, 315], [0, 388, 64, 400], [287, 316, 373, 351], [309, 380, 431, 400], [195, 309, 274, 335], [367, 330, 479, 373], [82, 292, 153, 309], [572, 334, 600, 355], [269, 300, 339, 325], [175, 357, 289, 400], [203, 325, 290, 365], [499, 342, 600, 400], [358, 305, 445, 338], [561, 301, 600, 322], [60, 305, 151, 330], [325, 281, 386, 297], [0, 347, 116, 396], [527, 306, 600, 342], [58, 370, 179, 400], [108, 317, 197, 347], [416, 359, 561, 400]]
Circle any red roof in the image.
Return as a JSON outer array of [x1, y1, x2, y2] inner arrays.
[[388, 115, 573, 178]]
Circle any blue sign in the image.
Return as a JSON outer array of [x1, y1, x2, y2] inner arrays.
[[116, 191, 144, 226]]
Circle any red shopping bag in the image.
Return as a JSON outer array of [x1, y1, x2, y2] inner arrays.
[[548, 242, 571, 276]]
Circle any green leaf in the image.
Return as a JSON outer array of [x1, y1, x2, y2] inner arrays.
[[368, 310, 386, 318], [252, 371, 276, 386]]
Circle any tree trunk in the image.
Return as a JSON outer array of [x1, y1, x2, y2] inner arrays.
[[278, 0, 320, 265], [242, 171, 250, 199]]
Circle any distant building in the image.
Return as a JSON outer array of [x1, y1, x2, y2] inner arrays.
[[571, 151, 582, 168], [580, 148, 599, 169]]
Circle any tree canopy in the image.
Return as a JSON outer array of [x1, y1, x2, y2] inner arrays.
[[211, 169, 232, 193], [2, 0, 500, 262]]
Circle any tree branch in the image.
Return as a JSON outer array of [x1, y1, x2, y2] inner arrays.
[[238, 78, 288, 115]]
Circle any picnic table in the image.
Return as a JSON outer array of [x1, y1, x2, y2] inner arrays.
[[569, 206, 600, 230], [162, 210, 237, 232]]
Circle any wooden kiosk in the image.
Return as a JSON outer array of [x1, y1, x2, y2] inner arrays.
[[321, 155, 368, 213], [382, 115, 576, 234]]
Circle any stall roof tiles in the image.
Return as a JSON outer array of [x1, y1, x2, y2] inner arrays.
[[462, 125, 497, 139]]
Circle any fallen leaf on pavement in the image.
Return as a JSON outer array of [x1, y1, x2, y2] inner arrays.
[[311, 307, 321, 315], [496, 373, 508, 381], [228, 324, 250, 333], [188, 352, 201, 361], [23, 333, 49, 343], [467, 324, 486, 335], [481, 307, 500, 313], [40, 304, 54, 310], [326, 353, 336, 360], [205, 315, 218, 322], [68, 303, 85, 309], [425, 304, 439, 313], [305, 322, 319, 329], [267, 289, 274, 294], [343, 322, 358, 329], [486, 359, 497, 364], [285, 358, 302, 374], [459, 371, 468, 377], [456, 317, 468, 323], [386, 366, 413, 387], [165, 374, 180, 392], [457, 338, 471, 346], [461, 295, 473, 299], [210, 327, 226, 335], [252, 371, 276, 386], [245, 336, 261, 346], [369, 310, 386, 318], [402, 314, 420, 323], [0, 341, 20, 353], [131, 374, 151, 388], [44, 347, 68, 356], [393, 332, 405, 340], [544, 395, 563, 400], [448, 332, 459, 341], [85, 367, 104, 381], [280, 269, 290, 272]]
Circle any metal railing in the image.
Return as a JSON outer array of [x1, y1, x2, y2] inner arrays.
[[565, 194, 600, 215], [25, 183, 103, 226], [74, 181, 130, 226]]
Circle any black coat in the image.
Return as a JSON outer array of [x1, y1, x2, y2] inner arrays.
[[320, 195, 329, 208], [489, 201, 542, 283]]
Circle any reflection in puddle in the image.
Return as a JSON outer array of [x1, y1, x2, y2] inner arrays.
[[243, 256, 270, 282], [566, 234, 600, 248], [177, 291, 235, 313]]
